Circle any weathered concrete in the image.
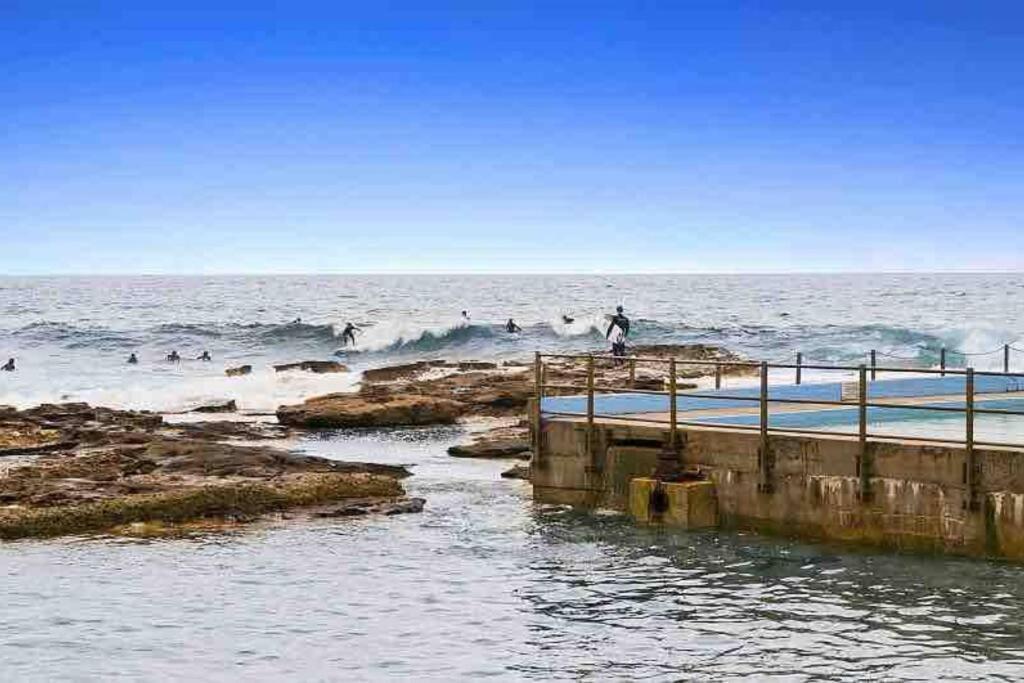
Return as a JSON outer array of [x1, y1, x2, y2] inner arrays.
[[532, 416, 1024, 560], [629, 478, 718, 528]]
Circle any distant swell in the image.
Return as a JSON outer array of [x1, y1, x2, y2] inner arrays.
[[3, 317, 1013, 370]]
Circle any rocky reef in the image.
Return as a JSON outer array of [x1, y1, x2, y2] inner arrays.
[[0, 403, 414, 540], [275, 343, 748, 482]]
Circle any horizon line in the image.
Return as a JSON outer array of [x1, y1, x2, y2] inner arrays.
[[1, 270, 1023, 278]]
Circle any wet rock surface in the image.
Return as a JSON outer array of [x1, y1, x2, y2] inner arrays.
[[191, 400, 238, 414], [500, 464, 531, 480], [277, 393, 465, 428], [448, 422, 531, 459], [349, 344, 748, 419], [0, 403, 412, 539], [274, 360, 349, 374], [312, 497, 425, 517]]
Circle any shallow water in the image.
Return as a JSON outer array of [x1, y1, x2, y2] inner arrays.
[[3, 426, 1024, 680]]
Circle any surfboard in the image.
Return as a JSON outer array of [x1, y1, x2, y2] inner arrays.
[[606, 323, 626, 344]]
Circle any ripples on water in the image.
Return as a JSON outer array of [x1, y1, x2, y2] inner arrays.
[[2, 427, 1024, 680]]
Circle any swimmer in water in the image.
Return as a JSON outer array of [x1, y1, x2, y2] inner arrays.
[[1, 358, 14, 372], [562, 314, 575, 324], [505, 318, 521, 333], [166, 350, 181, 362], [127, 353, 138, 364], [197, 351, 211, 361], [340, 322, 361, 347]]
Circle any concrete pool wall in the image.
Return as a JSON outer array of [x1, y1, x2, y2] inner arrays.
[[531, 415, 1024, 561]]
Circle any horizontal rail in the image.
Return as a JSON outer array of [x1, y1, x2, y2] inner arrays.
[[536, 350, 1024, 458], [539, 353, 1024, 378], [541, 409, 1022, 450]]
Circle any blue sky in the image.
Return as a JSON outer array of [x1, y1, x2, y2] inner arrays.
[[2, 1, 1022, 274]]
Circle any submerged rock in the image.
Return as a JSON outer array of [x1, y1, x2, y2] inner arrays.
[[448, 420, 532, 460], [225, 365, 252, 377], [501, 464, 531, 480], [191, 400, 238, 414], [448, 437, 531, 459], [313, 497, 425, 517], [274, 360, 349, 374], [276, 393, 465, 428]]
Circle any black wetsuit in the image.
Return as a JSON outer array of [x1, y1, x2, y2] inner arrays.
[[1, 359, 14, 372], [341, 325, 358, 346], [606, 313, 630, 357], [506, 319, 521, 333]]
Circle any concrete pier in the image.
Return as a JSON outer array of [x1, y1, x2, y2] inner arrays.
[[532, 414, 1024, 561]]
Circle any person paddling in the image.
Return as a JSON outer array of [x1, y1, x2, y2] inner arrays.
[[505, 318, 521, 333], [1, 358, 14, 372], [127, 353, 138, 364], [197, 350, 212, 361]]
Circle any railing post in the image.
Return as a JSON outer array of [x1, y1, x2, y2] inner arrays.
[[533, 352, 543, 466], [859, 364, 872, 501], [715, 362, 722, 390], [870, 349, 877, 382], [1005, 344, 1011, 374], [966, 367, 976, 510], [758, 361, 772, 492], [586, 355, 596, 469], [940, 347, 947, 376], [795, 351, 802, 385], [628, 356, 636, 388], [668, 358, 678, 451]]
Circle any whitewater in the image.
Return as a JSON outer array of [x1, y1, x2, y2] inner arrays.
[[1, 273, 1023, 412]]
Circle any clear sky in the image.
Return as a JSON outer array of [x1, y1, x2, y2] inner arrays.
[[2, 1, 1022, 274]]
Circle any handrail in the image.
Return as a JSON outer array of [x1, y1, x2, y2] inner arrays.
[[533, 349, 1024, 507]]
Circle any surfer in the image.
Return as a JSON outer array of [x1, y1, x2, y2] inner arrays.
[[605, 305, 630, 360], [340, 322, 360, 347], [166, 350, 181, 363], [562, 314, 575, 324], [1, 358, 14, 372], [127, 353, 138, 365], [461, 310, 470, 325], [505, 318, 521, 334], [197, 351, 212, 361]]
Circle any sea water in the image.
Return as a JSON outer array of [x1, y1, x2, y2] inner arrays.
[[3, 274, 1024, 679]]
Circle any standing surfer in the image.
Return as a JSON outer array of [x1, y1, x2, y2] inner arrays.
[[605, 305, 630, 360], [340, 322, 361, 347]]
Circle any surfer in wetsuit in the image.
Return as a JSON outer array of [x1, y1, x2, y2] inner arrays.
[[340, 323, 360, 347], [505, 318, 521, 333], [605, 305, 630, 360], [197, 350, 212, 361], [562, 314, 575, 324], [1, 358, 14, 372], [166, 350, 181, 362], [127, 353, 138, 365]]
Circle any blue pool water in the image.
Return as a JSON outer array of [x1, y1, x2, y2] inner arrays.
[[541, 374, 1024, 417]]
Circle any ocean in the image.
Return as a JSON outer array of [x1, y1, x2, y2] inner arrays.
[[2, 273, 1023, 411], [3, 274, 1024, 680]]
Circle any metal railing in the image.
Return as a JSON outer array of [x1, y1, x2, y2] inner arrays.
[[532, 350, 1024, 508]]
